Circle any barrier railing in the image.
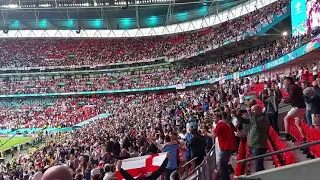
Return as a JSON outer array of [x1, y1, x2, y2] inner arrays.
[[170, 146, 216, 180], [235, 139, 320, 179]]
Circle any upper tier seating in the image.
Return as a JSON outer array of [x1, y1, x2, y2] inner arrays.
[[0, 0, 289, 68], [0, 33, 314, 95]]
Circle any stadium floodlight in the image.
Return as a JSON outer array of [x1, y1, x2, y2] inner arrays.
[[8, 4, 19, 8], [282, 31, 288, 36], [39, 4, 50, 7]]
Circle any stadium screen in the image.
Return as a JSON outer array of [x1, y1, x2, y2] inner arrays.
[[291, 0, 320, 37]]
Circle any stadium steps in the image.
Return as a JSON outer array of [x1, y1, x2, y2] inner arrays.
[[285, 141, 310, 163], [248, 156, 275, 174]]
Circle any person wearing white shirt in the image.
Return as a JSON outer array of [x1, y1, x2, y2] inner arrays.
[[312, 63, 318, 80], [298, 67, 303, 80], [231, 111, 245, 152], [238, 90, 245, 104]]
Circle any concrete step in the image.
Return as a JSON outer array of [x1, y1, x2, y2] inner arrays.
[[249, 156, 275, 174], [230, 152, 275, 176], [285, 140, 310, 163]]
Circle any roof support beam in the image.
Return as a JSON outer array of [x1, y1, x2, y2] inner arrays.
[[34, 10, 39, 22], [203, 0, 216, 18], [100, 7, 110, 29], [1, 10, 8, 25], [135, 0, 140, 29], [165, 0, 175, 26]]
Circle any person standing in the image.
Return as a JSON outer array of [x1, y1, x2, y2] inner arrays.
[[187, 128, 206, 167], [275, 85, 283, 101], [281, 77, 307, 143], [231, 109, 244, 153], [302, 66, 310, 82], [206, 112, 235, 180], [312, 63, 318, 81], [264, 89, 280, 134], [305, 80, 320, 130], [237, 105, 269, 172], [162, 135, 179, 180], [302, 81, 314, 126]]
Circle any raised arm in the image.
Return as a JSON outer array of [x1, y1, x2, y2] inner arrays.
[[117, 161, 135, 180], [151, 154, 170, 179]]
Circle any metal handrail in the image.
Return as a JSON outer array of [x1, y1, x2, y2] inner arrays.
[[236, 177, 262, 180], [182, 157, 198, 168], [238, 139, 320, 164], [170, 146, 216, 180]]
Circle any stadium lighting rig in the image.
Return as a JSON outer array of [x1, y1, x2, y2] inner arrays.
[[0, 0, 185, 9]]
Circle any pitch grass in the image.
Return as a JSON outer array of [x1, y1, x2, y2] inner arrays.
[[0, 137, 34, 151]]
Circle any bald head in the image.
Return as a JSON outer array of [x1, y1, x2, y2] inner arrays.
[[41, 165, 72, 180], [251, 105, 262, 116]]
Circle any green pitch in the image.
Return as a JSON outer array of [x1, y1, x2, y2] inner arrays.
[[0, 137, 34, 151]]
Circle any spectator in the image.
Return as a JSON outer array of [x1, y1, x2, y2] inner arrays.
[[281, 77, 307, 143], [264, 88, 280, 134], [237, 104, 268, 172], [206, 112, 235, 180], [302, 81, 314, 126], [187, 128, 206, 167], [302, 66, 310, 81], [41, 165, 73, 180], [161, 135, 179, 180], [231, 109, 244, 153], [305, 80, 320, 129], [312, 63, 318, 80]]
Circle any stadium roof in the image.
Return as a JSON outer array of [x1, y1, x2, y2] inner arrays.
[[0, 0, 245, 30]]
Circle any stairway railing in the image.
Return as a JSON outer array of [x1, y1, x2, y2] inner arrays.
[[236, 139, 320, 179]]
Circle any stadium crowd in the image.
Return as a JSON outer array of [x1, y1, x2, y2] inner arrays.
[[1, 62, 320, 180], [0, 32, 315, 95], [1, 0, 320, 179], [0, 97, 108, 129], [0, 0, 289, 68]]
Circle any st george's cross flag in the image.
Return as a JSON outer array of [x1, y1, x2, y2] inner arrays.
[[115, 152, 168, 180]]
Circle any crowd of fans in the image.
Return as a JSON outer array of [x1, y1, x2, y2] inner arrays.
[[0, 0, 289, 68], [0, 97, 108, 129], [1, 59, 320, 180], [0, 32, 315, 95], [0, 75, 268, 180], [1, 1, 320, 179]]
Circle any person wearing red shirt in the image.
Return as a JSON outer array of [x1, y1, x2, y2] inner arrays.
[[206, 112, 235, 180], [302, 66, 310, 81]]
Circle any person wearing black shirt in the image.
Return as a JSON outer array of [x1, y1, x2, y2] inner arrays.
[[122, 135, 132, 151], [305, 80, 320, 129], [281, 77, 307, 142], [264, 89, 280, 134], [146, 138, 159, 155], [112, 148, 130, 160], [187, 129, 206, 167], [112, 141, 121, 156]]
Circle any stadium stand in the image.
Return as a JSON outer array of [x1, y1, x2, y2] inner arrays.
[[1, 0, 320, 180], [0, 32, 316, 95], [0, 0, 289, 68]]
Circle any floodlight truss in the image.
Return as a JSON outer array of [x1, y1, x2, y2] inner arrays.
[[0, 0, 211, 9], [0, 0, 277, 38]]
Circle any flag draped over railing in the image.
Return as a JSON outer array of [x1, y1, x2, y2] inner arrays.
[[115, 152, 167, 180]]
